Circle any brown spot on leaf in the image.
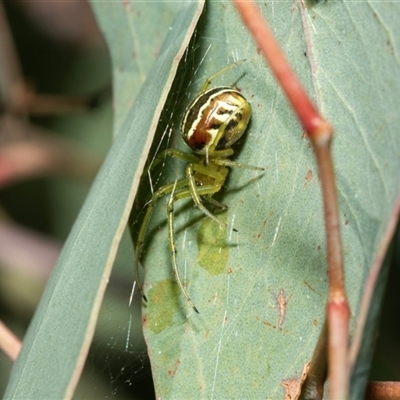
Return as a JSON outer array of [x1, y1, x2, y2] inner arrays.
[[277, 289, 290, 329], [254, 215, 270, 240], [167, 359, 181, 377], [263, 320, 277, 330], [281, 362, 310, 400], [304, 169, 313, 188], [303, 280, 321, 296]]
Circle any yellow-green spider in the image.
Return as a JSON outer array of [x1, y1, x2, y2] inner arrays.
[[134, 62, 264, 313]]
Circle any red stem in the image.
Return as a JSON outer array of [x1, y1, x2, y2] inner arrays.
[[233, 0, 331, 139], [233, 1, 349, 398]]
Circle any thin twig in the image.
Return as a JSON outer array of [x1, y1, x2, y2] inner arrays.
[[0, 115, 101, 187], [0, 320, 21, 362]]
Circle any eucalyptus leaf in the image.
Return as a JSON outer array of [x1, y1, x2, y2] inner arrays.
[[134, 1, 400, 398]]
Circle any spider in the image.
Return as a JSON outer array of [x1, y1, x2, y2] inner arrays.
[[134, 61, 264, 313]]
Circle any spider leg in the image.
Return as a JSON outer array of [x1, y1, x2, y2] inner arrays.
[[190, 162, 227, 181], [134, 178, 189, 302], [138, 180, 235, 311], [167, 190, 199, 313], [186, 164, 226, 228], [208, 101, 250, 154], [207, 148, 234, 158], [143, 149, 199, 179], [199, 60, 245, 92], [166, 184, 235, 313], [203, 195, 227, 210]]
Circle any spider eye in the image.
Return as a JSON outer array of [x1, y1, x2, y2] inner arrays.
[[181, 87, 252, 154]]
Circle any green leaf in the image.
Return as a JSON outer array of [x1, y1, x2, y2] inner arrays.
[[134, 1, 400, 398], [3, 1, 204, 398]]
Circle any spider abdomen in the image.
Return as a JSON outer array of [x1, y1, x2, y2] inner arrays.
[[181, 87, 252, 154]]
